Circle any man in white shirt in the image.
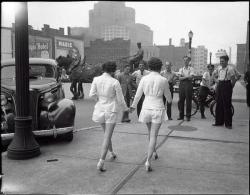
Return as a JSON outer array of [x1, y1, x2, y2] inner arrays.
[[212, 55, 240, 129], [177, 56, 195, 121], [132, 61, 150, 117], [199, 64, 215, 119], [161, 61, 178, 120]]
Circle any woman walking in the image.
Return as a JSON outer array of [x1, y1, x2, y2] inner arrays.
[[130, 57, 172, 171], [89, 61, 129, 172]]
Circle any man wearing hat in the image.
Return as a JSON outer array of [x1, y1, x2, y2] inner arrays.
[[129, 42, 144, 72], [198, 64, 215, 119], [212, 54, 239, 129], [177, 56, 195, 121]]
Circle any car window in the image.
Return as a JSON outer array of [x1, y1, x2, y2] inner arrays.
[[1, 64, 55, 79]]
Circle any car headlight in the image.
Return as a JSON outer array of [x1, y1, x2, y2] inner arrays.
[[44, 92, 55, 103], [1, 94, 7, 106]]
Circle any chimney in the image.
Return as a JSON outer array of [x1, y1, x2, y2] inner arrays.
[[67, 27, 71, 36], [169, 38, 172, 46]]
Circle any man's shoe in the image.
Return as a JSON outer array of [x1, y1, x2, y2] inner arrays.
[[186, 117, 191, 121], [201, 115, 206, 119], [212, 123, 223, 126], [153, 152, 159, 160], [122, 119, 131, 123], [225, 126, 232, 129], [177, 117, 184, 120], [168, 118, 173, 120]]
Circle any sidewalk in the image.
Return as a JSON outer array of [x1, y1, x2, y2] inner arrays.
[[1, 116, 249, 194]]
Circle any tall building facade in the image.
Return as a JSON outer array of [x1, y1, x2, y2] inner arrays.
[[158, 43, 208, 74], [192, 45, 208, 74], [70, 2, 153, 47], [236, 44, 246, 73]]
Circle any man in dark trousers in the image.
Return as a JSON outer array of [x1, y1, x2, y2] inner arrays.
[[177, 56, 195, 121], [129, 42, 144, 72], [212, 54, 239, 129], [161, 61, 178, 120], [117, 65, 136, 122]]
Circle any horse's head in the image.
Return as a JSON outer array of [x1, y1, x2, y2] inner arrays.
[[56, 55, 74, 74]]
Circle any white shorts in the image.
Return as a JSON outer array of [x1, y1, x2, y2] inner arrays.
[[92, 110, 118, 124], [139, 109, 166, 124]]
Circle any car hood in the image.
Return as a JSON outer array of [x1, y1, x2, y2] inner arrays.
[[1, 77, 58, 91]]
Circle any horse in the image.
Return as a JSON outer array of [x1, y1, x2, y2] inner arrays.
[[56, 55, 103, 100]]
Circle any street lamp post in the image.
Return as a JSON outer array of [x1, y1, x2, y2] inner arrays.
[[7, 2, 40, 159], [188, 30, 193, 58], [209, 52, 212, 65]]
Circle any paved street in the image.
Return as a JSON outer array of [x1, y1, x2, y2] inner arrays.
[[1, 81, 249, 194]]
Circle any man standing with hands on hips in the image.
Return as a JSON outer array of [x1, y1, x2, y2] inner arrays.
[[177, 56, 195, 121]]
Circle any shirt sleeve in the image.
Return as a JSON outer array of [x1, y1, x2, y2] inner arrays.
[[131, 77, 144, 108], [89, 77, 98, 100], [114, 80, 128, 111], [163, 79, 172, 103], [190, 67, 195, 76]]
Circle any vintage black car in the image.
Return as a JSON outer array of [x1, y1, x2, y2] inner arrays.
[[1, 58, 76, 146]]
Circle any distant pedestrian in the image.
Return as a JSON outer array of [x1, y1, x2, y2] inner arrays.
[[130, 57, 172, 172], [117, 65, 137, 122], [129, 42, 144, 71], [199, 64, 215, 119], [89, 61, 129, 172], [244, 66, 250, 107], [161, 61, 178, 120], [177, 56, 195, 121], [212, 54, 240, 129], [132, 61, 150, 117]]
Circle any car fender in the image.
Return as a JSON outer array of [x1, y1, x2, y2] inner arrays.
[[48, 98, 76, 128]]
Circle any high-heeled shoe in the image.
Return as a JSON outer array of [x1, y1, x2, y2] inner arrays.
[[145, 161, 152, 172], [153, 152, 158, 160], [97, 159, 106, 172], [110, 152, 117, 160]]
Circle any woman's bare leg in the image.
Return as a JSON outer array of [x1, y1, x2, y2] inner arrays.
[[146, 123, 161, 164], [146, 122, 157, 156], [100, 123, 116, 160], [101, 123, 114, 153]]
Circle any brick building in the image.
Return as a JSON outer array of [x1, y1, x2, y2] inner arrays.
[[84, 38, 130, 70], [1, 24, 84, 60]]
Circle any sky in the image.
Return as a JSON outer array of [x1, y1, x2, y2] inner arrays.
[[1, 1, 249, 64]]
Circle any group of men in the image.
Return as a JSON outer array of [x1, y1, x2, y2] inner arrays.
[[117, 44, 241, 129]]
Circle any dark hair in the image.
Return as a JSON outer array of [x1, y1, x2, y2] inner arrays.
[[102, 61, 117, 73], [183, 55, 191, 60], [139, 60, 147, 66], [148, 57, 163, 71], [220, 55, 229, 61], [207, 64, 214, 69], [124, 64, 130, 69], [137, 42, 141, 45]]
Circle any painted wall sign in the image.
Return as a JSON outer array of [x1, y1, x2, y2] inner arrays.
[[56, 40, 73, 49]]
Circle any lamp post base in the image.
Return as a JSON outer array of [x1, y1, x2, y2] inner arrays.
[[7, 117, 40, 160]]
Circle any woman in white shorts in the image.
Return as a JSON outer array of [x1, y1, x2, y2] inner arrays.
[[89, 61, 128, 172], [130, 57, 172, 172]]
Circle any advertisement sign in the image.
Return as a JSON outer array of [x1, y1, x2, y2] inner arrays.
[[56, 40, 73, 49], [29, 40, 51, 59]]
